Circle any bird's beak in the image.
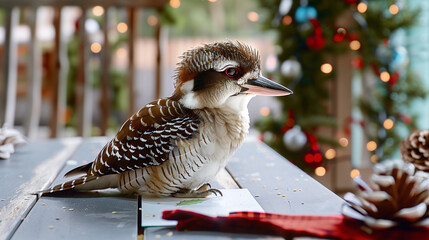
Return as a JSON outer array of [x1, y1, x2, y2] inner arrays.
[[241, 75, 293, 96]]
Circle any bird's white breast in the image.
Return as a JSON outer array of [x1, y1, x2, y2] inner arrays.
[[180, 94, 253, 189]]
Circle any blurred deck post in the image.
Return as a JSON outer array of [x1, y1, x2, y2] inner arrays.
[[127, 7, 136, 116], [49, 7, 68, 138], [76, 8, 92, 137], [155, 9, 162, 100], [100, 7, 111, 136], [0, 7, 20, 128], [24, 7, 42, 139]]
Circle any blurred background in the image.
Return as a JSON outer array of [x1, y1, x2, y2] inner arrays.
[[0, 0, 428, 194]]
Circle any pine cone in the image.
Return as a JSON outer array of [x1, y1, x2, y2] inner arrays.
[[343, 160, 429, 229], [400, 130, 429, 172]]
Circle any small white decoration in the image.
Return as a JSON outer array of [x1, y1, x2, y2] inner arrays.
[[279, 0, 293, 15], [0, 125, 27, 159], [280, 58, 302, 79], [283, 125, 307, 151]]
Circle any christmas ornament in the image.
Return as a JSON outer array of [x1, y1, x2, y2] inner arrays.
[[343, 160, 429, 229], [264, 54, 278, 72], [294, 5, 317, 23], [390, 46, 409, 73], [400, 130, 429, 172], [344, 0, 359, 4], [375, 44, 392, 65], [280, 58, 302, 79], [283, 125, 307, 151], [278, 0, 293, 16], [333, 27, 347, 42], [388, 72, 399, 88], [351, 57, 363, 69], [306, 19, 325, 50]]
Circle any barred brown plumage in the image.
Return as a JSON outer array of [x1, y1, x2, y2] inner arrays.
[[40, 41, 292, 198]]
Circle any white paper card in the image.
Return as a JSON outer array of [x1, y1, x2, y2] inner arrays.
[[140, 188, 264, 227]]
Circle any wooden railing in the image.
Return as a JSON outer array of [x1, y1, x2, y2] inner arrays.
[[0, 0, 168, 138]]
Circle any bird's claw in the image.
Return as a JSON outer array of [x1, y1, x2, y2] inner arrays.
[[173, 183, 222, 198]]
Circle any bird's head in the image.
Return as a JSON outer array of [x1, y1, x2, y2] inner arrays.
[[172, 41, 292, 111]]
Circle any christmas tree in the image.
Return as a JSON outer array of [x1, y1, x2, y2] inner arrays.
[[351, 1, 426, 162], [256, 0, 426, 174], [256, 0, 350, 173]]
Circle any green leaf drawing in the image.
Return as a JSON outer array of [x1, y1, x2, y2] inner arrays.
[[176, 199, 207, 206]]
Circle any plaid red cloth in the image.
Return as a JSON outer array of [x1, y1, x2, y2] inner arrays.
[[162, 210, 429, 240]]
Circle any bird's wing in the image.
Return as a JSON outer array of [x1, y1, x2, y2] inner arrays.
[[71, 98, 199, 177]]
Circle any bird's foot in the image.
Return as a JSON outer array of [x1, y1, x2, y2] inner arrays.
[[172, 183, 223, 198]]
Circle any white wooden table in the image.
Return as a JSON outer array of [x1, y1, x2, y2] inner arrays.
[[0, 136, 344, 240]]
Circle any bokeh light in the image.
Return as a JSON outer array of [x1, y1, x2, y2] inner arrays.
[[389, 4, 399, 15], [370, 154, 379, 163], [321, 63, 333, 74], [147, 16, 158, 26], [366, 141, 377, 151], [315, 166, 326, 177], [324, 148, 336, 160], [350, 169, 360, 178], [380, 71, 390, 82], [349, 40, 361, 51], [282, 15, 292, 25], [90, 42, 102, 53], [339, 138, 349, 147], [357, 2, 367, 13], [116, 47, 127, 58], [247, 11, 259, 22], [117, 22, 128, 33], [170, 0, 181, 8], [260, 107, 270, 116], [92, 6, 104, 16], [383, 119, 394, 130]]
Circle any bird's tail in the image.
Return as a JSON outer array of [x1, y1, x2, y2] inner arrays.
[[38, 174, 120, 195], [38, 175, 100, 194]]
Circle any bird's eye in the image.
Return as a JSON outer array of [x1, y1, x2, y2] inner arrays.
[[225, 68, 239, 77]]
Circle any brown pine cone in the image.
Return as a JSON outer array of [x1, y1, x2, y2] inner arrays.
[[400, 130, 429, 172], [343, 160, 429, 229]]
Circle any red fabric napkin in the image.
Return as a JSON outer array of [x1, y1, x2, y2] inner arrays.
[[162, 210, 429, 240]]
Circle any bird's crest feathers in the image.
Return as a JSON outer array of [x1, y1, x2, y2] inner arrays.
[[174, 41, 261, 88]]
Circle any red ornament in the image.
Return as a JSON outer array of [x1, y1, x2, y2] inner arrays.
[[383, 38, 389, 46], [304, 149, 323, 168], [344, 0, 359, 4], [306, 19, 325, 50], [351, 57, 363, 69], [370, 64, 380, 75], [281, 125, 289, 134], [388, 72, 399, 88], [306, 35, 326, 50], [398, 113, 412, 124], [333, 27, 347, 42], [314, 153, 322, 162], [347, 33, 359, 41]]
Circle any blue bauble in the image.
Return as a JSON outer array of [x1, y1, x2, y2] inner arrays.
[[306, 6, 318, 19], [390, 46, 409, 72], [295, 6, 318, 23]]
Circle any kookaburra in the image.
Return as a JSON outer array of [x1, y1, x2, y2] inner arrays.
[[42, 41, 292, 197]]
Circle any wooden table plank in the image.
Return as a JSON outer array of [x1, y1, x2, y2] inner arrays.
[[10, 136, 344, 240], [0, 138, 82, 240], [11, 137, 138, 240], [227, 136, 344, 215]]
